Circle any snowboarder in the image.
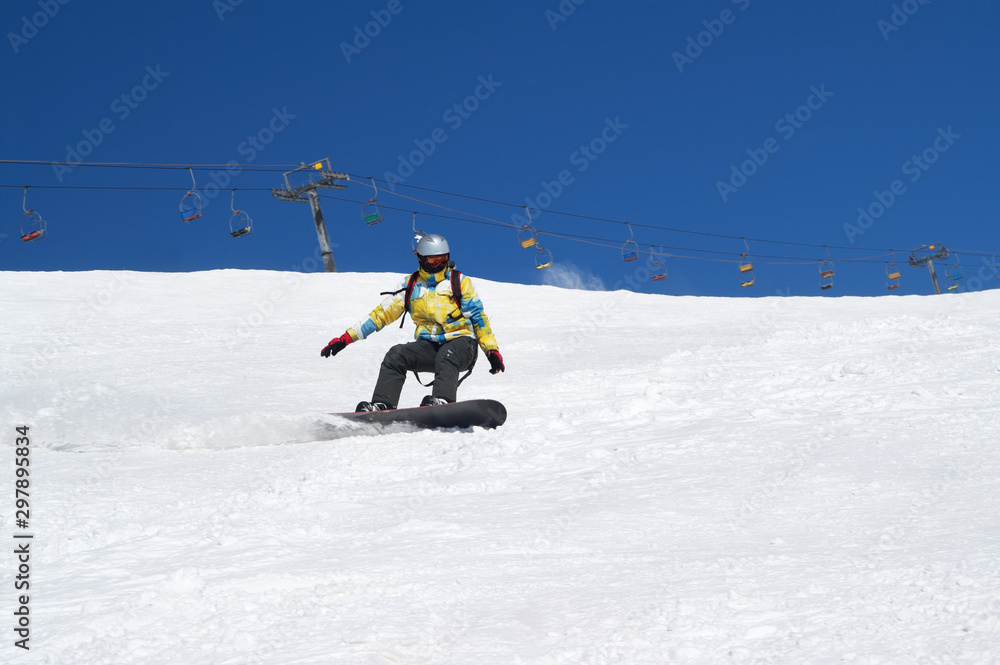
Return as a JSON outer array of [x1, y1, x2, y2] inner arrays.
[[321, 233, 505, 412]]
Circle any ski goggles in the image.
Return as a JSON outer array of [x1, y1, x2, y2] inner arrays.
[[422, 253, 450, 268]]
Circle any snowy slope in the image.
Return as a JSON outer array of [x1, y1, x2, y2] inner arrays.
[[2, 269, 1000, 665]]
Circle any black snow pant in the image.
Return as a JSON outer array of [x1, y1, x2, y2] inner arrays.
[[371, 336, 478, 408]]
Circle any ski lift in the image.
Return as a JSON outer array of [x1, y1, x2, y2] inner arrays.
[[621, 223, 639, 262], [411, 212, 425, 252], [518, 207, 538, 248], [819, 261, 835, 291], [535, 245, 553, 270], [819, 247, 834, 291], [362, 177, 383, 225], [651, 255, 667, 282], [738, 238, 754, 287], [179, 167, 203, 222], [885, 259, 901, 291], [518, 226, 539, 249], [946, 254, 963, 291], [739, 257, 755, 287], [19, 187, 46, 242], [228, 189, 252, 238]]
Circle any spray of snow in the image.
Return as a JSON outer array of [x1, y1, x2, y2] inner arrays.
[[539, 261, 606, 290]]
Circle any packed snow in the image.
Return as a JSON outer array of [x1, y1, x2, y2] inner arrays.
[[2, 269, 999, 664]]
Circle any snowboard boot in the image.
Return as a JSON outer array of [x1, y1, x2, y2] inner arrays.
[[420, 395, 450, 407], [356, 401, 391, 412]]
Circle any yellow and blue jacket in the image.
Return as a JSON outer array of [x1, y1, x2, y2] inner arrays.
[[347, 267, 498, 352]]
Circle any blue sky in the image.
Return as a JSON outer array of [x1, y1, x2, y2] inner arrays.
[[2, 0, 998, 297]]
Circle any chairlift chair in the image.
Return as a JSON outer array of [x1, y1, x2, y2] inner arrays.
[[946, 257, 964, 281], [737, 238, 755, 287], [621, 223, 639, 262], [410, 213, 425, 252], [738, 253, 755, 287], [19, 188, 46, 242], [818, 246, 835, 291], [622, 240, 639, 262], [179, 168, 203, 222], [230, 212, 252, 238], [944, 254, 963, 291], [20, 210, 45, 242], [819, 260, 834, 291], [362, 177, 384, 225], [180, 193, 203, 222], [230, 214, 251, 237], [518, 225, 538, 249], [518, 206, 540, 249], [180, 194, 202, 222], [229, 190, 252, 238], [651, 256, 667, 281], [885, 262, 901, 291], [535, 246, 553, 270], [363, 199, 384, 225]]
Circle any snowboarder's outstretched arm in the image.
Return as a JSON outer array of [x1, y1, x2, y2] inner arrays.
[[458, 276, 504, 373], [320, 280, 408, 357]]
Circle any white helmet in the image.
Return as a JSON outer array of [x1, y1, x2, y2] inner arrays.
[[415, 234, 451, 273], [416, 233, 449, 256]]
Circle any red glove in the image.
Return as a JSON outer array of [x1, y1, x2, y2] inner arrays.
[[321, 332, 354, 358], [486, 349, 504, 374]]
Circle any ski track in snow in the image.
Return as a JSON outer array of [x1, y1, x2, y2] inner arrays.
[[2, 270, 1000, 664]]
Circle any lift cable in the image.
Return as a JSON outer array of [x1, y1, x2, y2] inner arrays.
[[0, 160, 986, 256], [4, 163, 998, 266], [346, 173, 904, 254], [316, 192, 906, 266], [0, 159, 300, 172]]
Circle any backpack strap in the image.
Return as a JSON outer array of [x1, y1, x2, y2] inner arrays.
[[380, 271, 421, 329], [451, 268, 463, 313], [457, 344, 477, 386], [400, 271, 420, 328], [382, 268, 463, 330]]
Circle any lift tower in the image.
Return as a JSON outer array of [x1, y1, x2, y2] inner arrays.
[[271, 159, 349, 272], [907, 244, 950, 295]]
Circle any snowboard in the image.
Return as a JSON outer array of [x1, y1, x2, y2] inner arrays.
[[329, 399, 507, 430]]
